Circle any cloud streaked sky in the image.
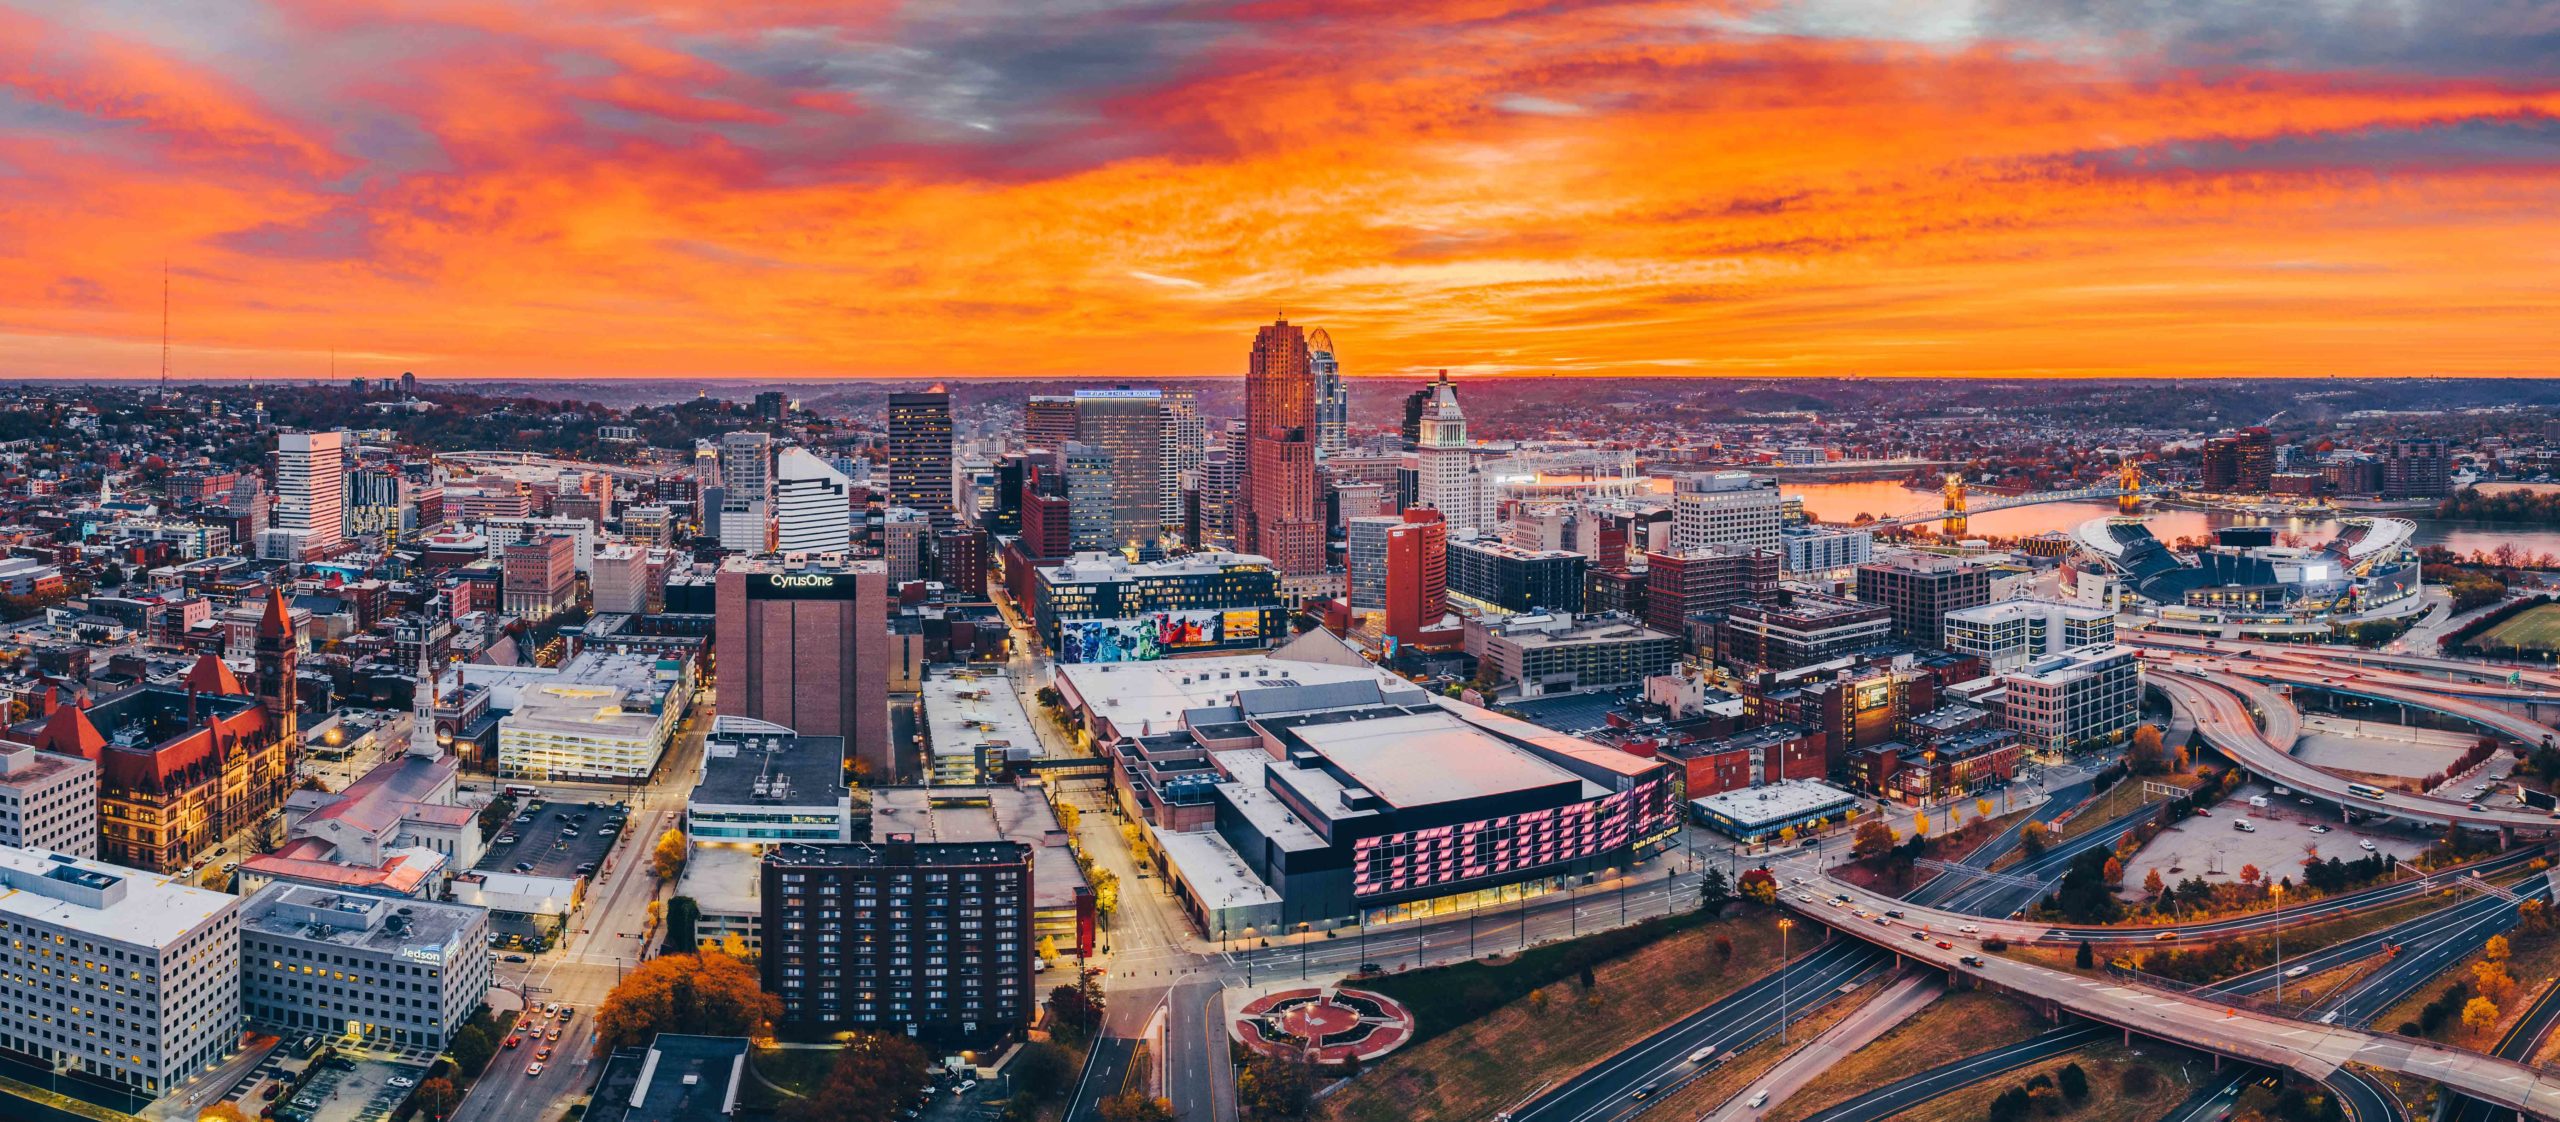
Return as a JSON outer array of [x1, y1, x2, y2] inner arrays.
[[0, 0, 2554, 380]]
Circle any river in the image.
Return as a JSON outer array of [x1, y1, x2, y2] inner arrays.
[[1773, 480, 2560, 559]]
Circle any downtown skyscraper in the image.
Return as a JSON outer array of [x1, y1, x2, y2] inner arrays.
[[1237, 319, 1324, 577], [887, 387, 956, 518]]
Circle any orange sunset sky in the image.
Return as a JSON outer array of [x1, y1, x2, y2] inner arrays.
[[0, 0, 2554, 382]]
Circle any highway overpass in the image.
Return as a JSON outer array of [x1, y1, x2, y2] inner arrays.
[[1787, 875, 2560, 1119]]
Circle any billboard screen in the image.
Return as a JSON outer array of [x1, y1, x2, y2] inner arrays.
[[1156, 609, 1223, 649], [1059, 618, 1162, 663], [1220, 608, 1265, 641]]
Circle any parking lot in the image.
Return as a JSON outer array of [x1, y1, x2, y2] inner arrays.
[[2118, 783, 2430, 899], [474, 799, 629, 880], [270, 1053, 433, 1122]]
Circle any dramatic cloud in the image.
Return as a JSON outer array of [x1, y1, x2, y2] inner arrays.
[[0, 0, 2553, 380]]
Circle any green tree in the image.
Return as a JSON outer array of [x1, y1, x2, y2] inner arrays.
[[2058, 1063, 2089, 1103], [1049, 967, 1107, 1037], [1008, 1041, 1076, 1101], [663, 896, 701, 955], [448, 1023, 496, 1078], [1698, 867, 1732, 913]]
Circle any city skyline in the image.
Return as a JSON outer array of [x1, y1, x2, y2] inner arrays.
[[0, 2, 2552, 382]]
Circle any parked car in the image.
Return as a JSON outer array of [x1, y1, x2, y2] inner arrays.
[[504, 954, 528, 963], [387, 1076, 416, 1089]]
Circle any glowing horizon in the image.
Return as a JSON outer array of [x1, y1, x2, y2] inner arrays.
[[1, 2, 2554, 382]]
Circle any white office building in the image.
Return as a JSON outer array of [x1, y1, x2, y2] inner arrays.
[[240, 884, 491, 1051], [0, 743, 97, 857], [1946, 599, 2118, 671], [1780, 525, 1874, 575], [1672, 472, 1782, 554], [0, 845, 243, 1100], [774, 447, 854, 555], [495, 651, 696, 781], [276, 431, 346, 555], [483, 514, 598, 571]]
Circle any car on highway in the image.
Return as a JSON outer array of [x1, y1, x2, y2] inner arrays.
[[1631, 1082, 1659, 1101], [1909, 930, 1928, 941], [1936, 941, 1954, 949], [1959, 955, 1984, 967], [1689, 1046, 1716, 1064], [1957, 925, 1980, 935], [2155, 932, 2179, 941], [2284, 965, 2308, 978], [1884, 909, 1904, 919], [536, 1047, 553, 1061], [504, 1034, 521, 1049], [526, 1062, 545, 1077]]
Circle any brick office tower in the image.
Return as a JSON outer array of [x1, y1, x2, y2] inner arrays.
[[1383, 508, 1449, 648], [715, 557, 892, 776], [1238, 319, 1324, 576]]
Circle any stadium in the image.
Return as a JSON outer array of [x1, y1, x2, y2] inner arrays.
[[2065, 516, 2422, 636]]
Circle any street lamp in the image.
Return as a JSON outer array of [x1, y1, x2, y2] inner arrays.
[[1297, 922, 1311, 980], [2269, 883, 2285, 1002], [1777, 918, 1795, 1044]]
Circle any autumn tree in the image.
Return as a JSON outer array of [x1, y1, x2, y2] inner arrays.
[[1852, 820, 1897, 861], [412, 1077, 461, 1121], [2463, 995, 2501, 1035], [199, 1106, 252, 1122], [651, 829, 688, 882], [2019, 821, 2050, 857], [1237, 1052, 1317, 1119], [2142, 868, 2165, 898], [594, 951, 779, 1055], [1098, 1093, 1176, 1122], [2486, 935, 2512, 962], [2239, 864, 2262, 888], [783, 1031, 931, 1122], [1737, 867, 1779, 906], [2126, 724, 2170, 775], [1912, 811, 1931, 839]]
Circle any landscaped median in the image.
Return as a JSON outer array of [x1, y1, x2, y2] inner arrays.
[[1312, 909, 1799, 1122], [1761, 990, 2050, 1122]]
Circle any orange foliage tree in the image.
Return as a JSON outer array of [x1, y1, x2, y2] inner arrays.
[[593, 951, 778, 1055], [782, 1031, 930, 1122]]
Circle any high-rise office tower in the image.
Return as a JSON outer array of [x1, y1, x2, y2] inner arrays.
[[1196, 420, 1246, 549], [719, 431, 774, 502], [1413, 371, 1481, 531], [775, 447, 855, 554], [1671, 472, 1783, 553], [275, 431, 345, 554], [1240, 319, 1324, 575], [1401, 383, 1435, 450], [887, 387, 956, 518], [1159, 387, 1205, 526], [715, 556, 891, 775], [1312, 329, 1349, 457], [1072, 389, 1165, 551], [1025, 396, 1078, 458], [1061, 442, 1118, 553]]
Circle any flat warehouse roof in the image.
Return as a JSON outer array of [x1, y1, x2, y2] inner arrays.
[[1287, 711, 1579, 809], [1691, 780, 1862, 828]]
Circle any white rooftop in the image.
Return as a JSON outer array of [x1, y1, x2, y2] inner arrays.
[[0, 844, 239, 948], [920, 669, 1041, 767], [1689, 780, 1863, 828], [1057, 653, 1402, 739], [1284, 710, 1582, 809], [1154, 829, 1281, 913]]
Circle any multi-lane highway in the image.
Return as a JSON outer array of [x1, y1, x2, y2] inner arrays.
[[1506, 940, 1893, 1122], [1788, 875, 2560, 1118]]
